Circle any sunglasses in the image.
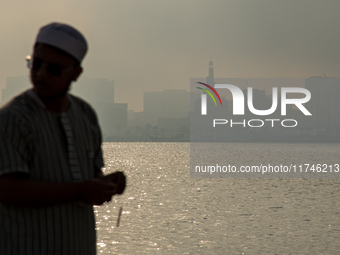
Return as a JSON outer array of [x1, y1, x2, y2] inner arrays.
[[26, 55, 74, 77]]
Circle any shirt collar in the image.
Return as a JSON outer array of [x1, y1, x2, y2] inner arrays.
[[26, 89, 45, 108], [26, 89, 72, 113]]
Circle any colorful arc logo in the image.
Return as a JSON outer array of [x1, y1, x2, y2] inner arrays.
[[196, 82, 222, 106]]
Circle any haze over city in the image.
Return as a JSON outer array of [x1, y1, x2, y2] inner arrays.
[[2, 2, 340, 254], [1, 0, 340, 112]]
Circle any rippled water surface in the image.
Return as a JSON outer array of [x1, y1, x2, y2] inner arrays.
[[96, 143, 340, 254]]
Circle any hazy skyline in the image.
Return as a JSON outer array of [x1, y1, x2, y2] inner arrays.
[[1, 0, 340, 111]]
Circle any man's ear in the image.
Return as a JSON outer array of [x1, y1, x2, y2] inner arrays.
[[72, 66, 83, 82]]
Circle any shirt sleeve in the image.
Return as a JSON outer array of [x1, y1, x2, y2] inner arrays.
[[94, 148, 104, 172], [93, 116, 105, 172], [0, 111, 32, 177], [73, 96, 105, 172]]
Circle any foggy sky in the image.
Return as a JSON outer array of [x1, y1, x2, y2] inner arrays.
[[1, 0, 340, 111]]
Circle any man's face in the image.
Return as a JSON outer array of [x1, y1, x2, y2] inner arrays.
[[30, 43, 82, 99]]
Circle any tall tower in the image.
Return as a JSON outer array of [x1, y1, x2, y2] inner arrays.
[[206, 61, 215, 86]]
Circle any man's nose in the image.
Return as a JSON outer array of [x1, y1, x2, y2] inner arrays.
[[35, 63, 50, 78]]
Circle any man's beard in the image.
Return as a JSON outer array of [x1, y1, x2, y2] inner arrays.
[[33, 84, 71, 101]]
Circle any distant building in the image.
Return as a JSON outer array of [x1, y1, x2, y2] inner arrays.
[[127, 109, 134, 127], [143, 89, 190, 125], [127, 111, 148, 128], [93, 102, 127, 139], [71, 76, 114, 104], [206, 60, 215, 87], [71, 77, 129, 139], [1, 75, 30, 105], [157, 117, 189, 134], [305, 76, 340, 135]]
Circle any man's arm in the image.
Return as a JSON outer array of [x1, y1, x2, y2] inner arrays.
[[94, 168, 104, 178], [0, 172, 123, 206]]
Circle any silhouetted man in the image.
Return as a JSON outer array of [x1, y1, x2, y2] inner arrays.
[[0, 22, 126, 255]]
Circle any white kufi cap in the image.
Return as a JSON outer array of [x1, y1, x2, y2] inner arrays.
[[35, 22, 88, 63]]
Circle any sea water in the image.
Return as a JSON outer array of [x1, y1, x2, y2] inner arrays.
[[96, 142, 340, 254]]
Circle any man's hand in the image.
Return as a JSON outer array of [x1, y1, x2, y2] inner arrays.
[[78, 171, 126, 205], [77, 178, 117, 205], [0, 171, 126, 206], [101, 171, 126, 195]]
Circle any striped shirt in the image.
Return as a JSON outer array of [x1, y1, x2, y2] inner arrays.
[[0, 90, 104, 255]]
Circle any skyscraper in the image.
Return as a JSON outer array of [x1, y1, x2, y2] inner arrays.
[[206, 61, 215, 86]]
